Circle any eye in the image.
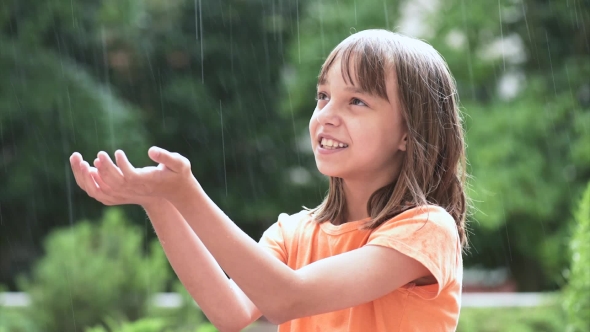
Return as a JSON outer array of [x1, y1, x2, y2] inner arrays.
[[351, 98, 367, 106], [315, 92, 329, 101]]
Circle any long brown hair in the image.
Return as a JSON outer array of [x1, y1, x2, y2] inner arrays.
[[308, 30, 470, 249]]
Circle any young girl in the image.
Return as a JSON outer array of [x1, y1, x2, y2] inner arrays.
[[70, 29, 468, 331]]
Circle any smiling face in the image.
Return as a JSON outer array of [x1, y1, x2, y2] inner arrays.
[[309, 57, 408, 184]]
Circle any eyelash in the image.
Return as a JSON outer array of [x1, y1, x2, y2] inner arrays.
[[315, 92, 328, 101], [315, 92, 367, 107]]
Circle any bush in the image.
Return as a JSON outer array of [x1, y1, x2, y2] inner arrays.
[[564, 181, 590, 331], [85, 317, 169, 332], [17, 208, 170, 332], [85, 281, 219, 332], [0, 309, 40, 332], [144, 280, 216, 331], [458, 305, 565, 332], [0, 283, 39, 332], [85, 316, 217, 332]]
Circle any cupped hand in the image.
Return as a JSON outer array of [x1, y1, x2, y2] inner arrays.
[[69, 152, 160, 207], [70, 146, 197, 205]]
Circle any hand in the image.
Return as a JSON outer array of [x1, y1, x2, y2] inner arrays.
[[69, 152, 160, 207], [96, 146, 198, 202]]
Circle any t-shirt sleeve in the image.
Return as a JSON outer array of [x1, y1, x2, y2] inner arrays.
[[258, 213, 290, 264], [366, 207, 460, 299]]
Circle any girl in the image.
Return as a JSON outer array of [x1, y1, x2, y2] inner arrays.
[[70, 29, 468, 331]]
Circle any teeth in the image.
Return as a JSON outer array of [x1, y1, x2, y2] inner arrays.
[[320, 137, 348, 148]]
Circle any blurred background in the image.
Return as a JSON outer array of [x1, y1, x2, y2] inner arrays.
[[0, 0, 588, 331]]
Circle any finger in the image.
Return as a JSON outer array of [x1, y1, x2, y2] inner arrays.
[[80, 161, 100, 198], [81, 161, 118, 205], [90, 172, 121, 206], [114, 150, 137, 178], [97, 151, 124, 186], [89, 168, 120, 204], [70, 153, 87, 191], [92, 159, 115, 194], [148, 146, 188, 173]]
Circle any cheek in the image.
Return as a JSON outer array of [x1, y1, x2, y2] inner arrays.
[[309, 113, 318, 141], [353, 127, 397, 158]]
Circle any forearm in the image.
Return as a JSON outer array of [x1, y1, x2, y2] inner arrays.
[[143, 199, 260, 331], [169, 177, 300, 323]]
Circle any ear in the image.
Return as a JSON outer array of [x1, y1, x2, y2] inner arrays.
[[399, 133, 408, 152]]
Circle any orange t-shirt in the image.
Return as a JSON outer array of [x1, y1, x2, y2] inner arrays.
[[258, 205, 463, 332]]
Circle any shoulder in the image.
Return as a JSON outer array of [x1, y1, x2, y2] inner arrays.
[[403, 205, 457, 231], [275, 209, 315, 233], [370, 205, 459, 242]]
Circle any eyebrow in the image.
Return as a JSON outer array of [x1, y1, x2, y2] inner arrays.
[[317, 81, 371, 95], [344, 86, 370, 95]]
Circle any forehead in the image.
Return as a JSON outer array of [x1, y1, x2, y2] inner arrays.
[[318, 56, 395, 102], [318, 40, 392, 101]]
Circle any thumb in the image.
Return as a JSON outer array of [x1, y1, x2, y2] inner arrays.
[[148, 146, 182, 172]]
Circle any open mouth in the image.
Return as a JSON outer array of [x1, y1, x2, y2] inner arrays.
[[319, 137, 348, 150]]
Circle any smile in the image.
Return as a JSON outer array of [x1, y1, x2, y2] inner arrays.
[[319, 137, 348, 149]]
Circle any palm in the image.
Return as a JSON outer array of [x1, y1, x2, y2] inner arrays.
[[70, 147, 193, 206]]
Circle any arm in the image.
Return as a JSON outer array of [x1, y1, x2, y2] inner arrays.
[[171, 176, 431, 324], [143, 200, 262, 332], [69, 152, 260, 332], [91, 147, 432, 325]]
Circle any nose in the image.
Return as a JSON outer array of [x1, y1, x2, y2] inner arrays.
[[315, 101, 341, 127]]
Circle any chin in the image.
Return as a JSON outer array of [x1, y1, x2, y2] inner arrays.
[[316, 163, 345, 178]]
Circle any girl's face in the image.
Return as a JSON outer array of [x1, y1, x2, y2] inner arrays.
[[309, 58, 408, 183]]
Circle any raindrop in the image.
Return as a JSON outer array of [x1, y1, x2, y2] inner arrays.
[[354, 0, 357, 25], [230, 3, 234, 74], [383, 0, 389, 28], [101, 26, 115, 151], [220, 100, 227, 196], [460, 0, 475, 99], [319, 0, 325, 55], [195, 0, 204, 83], [498, 0, 506, 71], [545, 31, 557, 97], [296, 0, 301, 64]]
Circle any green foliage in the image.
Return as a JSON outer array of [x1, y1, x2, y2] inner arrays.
[[0, 308, 40, 332], [281, 0, 590, 291], [0, 285, 40, 332], [16, 208, 170, 332], [0, 34, 150, 287], [85, 318, 169, 332], [85, 315, 218, 332], [425, 0, 590, 290], [144, 281, 214, 332], [564, 182, 590, 331], [85, 280, 219, 332], [1, 0, 309, 289], [457, 305, 566, 332]]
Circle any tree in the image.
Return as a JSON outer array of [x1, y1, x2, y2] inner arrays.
[[279, 0, 590, 290]]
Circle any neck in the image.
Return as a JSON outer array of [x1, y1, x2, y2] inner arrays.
[[331, 152, 405, 225], [340, 168, 401, 223]]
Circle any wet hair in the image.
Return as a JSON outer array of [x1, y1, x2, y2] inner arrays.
[[309, 29, 470, 248]]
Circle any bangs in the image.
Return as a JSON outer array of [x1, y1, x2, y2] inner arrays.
[[318, 35, 390, 101]]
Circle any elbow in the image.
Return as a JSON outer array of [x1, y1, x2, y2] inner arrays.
[[265, 312, 287, 326], [265, 312, 291, 326], [263, 297, 299, 325], [212, 318, 250, 332], [208, 311, 253, 332], [265, 278, 307, 325]]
